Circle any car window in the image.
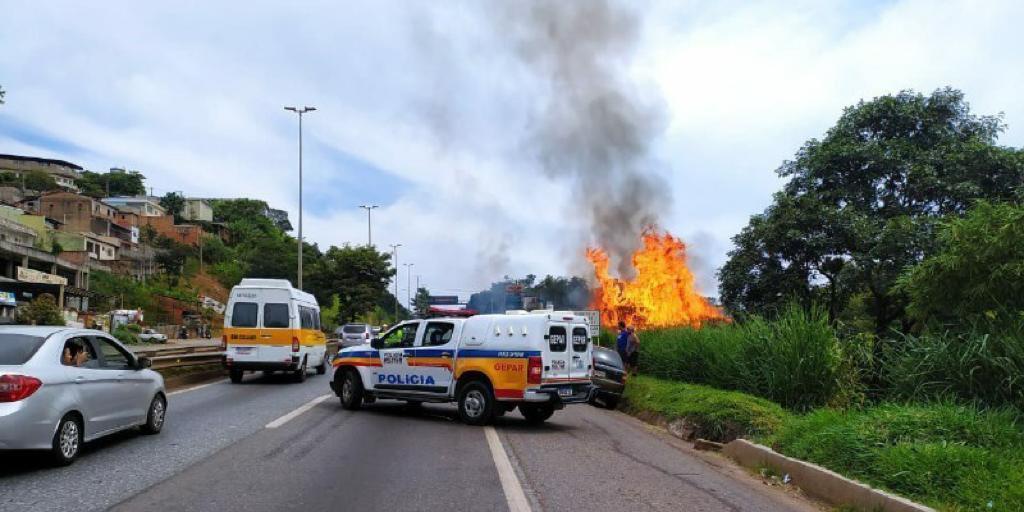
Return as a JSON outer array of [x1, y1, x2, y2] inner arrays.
[[60, 336, 99, 368], [95, 337, 133, 370], [548, 325, 567, 352], [231, 302, 258, 327], [0, 334, 47, 365], [343, 324, 367, 334], [572, 327, 589, 352], [421, 322, 455, 347], [263, 303, 290, 328], [380, 322, 418, 349]]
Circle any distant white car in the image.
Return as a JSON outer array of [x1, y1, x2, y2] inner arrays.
[[138, 329, 167, 343]]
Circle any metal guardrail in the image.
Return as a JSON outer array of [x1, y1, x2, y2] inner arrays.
[[131, 341, 341, 371]]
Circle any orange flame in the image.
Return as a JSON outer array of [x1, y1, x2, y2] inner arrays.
[[587, 229, 726, 330]]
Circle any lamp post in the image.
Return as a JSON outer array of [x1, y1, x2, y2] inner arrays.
[[359, 205, 378, 246], [404, 263, 415, 316], [389, 243, 402, 319], [284, 105, 316, 290]]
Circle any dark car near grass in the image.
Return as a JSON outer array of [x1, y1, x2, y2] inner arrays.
[[589, 346, 626, 409]]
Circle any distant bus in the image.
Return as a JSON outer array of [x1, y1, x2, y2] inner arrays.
[[222, 279, 328, 383]]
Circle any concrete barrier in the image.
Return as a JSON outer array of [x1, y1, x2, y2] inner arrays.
[[722, 439, 935, 512]]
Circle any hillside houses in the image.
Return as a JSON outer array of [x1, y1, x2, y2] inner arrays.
[[0, 154, 227, 325]]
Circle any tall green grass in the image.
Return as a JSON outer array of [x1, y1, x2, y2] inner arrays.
[[881, 323, 1024, 410], [641, 306, 851, 410]]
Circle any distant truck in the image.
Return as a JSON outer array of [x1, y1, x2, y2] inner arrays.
[[330, 311, 594, 425]]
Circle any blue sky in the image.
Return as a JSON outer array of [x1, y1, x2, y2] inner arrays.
[[1, 0, 1022, 304]]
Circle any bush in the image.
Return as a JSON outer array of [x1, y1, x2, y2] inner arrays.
[[623, 375, 789, 442], [112, 324, 141, 345], [641, 306, 852, 410], [17, 294, 65, 326], [767, 402, 1024, 511], [881, 323, 1024, 410]]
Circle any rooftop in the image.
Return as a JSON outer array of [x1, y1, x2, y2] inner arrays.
[[0, 154, 84, 171]]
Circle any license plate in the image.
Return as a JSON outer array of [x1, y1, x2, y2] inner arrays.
[[235, 347, 253, 355], [593, 370, 606, 378], [558, 386, 573, 397]]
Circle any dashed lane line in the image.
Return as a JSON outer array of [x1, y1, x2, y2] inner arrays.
[[168, 379, 228, 396], [265, 394, 332, 429]]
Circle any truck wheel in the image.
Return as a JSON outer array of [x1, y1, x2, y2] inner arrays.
[[51, 414, 82, 466], [519, 403, 555, 424], [339, 370, 363, 410], [458, 381, 494, 426], [315, 354, 328, 375], [229, 368, 243, 384], [294, 358, 308, 383]]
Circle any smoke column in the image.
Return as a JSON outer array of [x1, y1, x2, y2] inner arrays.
[[497, 0, 671, 278]]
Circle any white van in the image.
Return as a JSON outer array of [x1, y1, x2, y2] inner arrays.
[[330, 311, 594, 425], [223, 279, 328, 383]]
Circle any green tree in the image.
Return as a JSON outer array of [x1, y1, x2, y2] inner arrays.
[[77, 170, 146, 197], [23, 170, 59, 192], [18, 294, 65, 325], [719, 88, 1024, 332], [160, 192, 186, 222], [414, 287, 431, 316], [898, 201, 1024, 326], [306, 245, 395, 323], [154, 236, 193, 283]]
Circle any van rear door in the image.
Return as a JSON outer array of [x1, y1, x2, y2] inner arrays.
[[545, 322, 573, 395]]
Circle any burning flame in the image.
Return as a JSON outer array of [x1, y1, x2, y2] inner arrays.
[[587, 229, 726, 330]]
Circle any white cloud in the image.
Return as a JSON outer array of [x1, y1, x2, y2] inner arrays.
[[1, 0, 1022, 303]]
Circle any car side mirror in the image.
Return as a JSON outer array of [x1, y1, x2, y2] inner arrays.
[[136, 357, 153, 370], [370, 338, 383, 349]]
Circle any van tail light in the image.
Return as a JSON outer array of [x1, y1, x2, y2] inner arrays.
[[364, 332, 369, 339], [0, 374, 42, 403], [527, 356, 542, 385], [292, 337, 300, 352], [221, 335, 227, 350]]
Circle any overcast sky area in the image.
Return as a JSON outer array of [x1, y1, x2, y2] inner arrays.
[[1, 0, 1022, 302]]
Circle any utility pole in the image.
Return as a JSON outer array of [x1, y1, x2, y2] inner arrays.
[[389, 243, 402, 319], [284, 106, 317, 290], [404, 263, 414, 316], [359, 205, 378, 246]]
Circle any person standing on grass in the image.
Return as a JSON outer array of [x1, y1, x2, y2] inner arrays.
[[616, 321, 629, 362], [626, 326, 640, 374]]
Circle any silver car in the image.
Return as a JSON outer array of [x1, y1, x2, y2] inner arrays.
[[0, 326, 166, 465], [336, 323, 374, 348]]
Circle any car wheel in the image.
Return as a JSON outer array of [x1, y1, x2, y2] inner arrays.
[[519, 403, 555, 424], [315, 354, 328, 375], [458, 381, 494, 426], [229, 368, 243, 383], [142, 394, 167, 434], [294, 358, 308, 383], [602, 396, 620, 410], [339, 370, 363, 410], [51, 414, 82, 466]]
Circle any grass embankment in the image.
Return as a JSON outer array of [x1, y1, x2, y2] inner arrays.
[[625, 375, 1024, 511]]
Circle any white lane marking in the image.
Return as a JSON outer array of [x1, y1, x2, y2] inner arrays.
[[265, 394, 332, 429], [168, 379, 228, 396], [484, 426, 531, 512]]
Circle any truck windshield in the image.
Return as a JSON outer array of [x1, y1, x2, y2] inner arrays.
[[0, 334, 47, 365]]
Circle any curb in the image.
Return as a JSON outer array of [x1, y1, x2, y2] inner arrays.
[[722, 439, 935, 512]]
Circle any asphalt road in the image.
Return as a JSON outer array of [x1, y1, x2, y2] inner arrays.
[[0, 373, 818, 512]]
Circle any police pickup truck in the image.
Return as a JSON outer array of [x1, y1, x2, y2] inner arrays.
[[329, 311, 594, 425]]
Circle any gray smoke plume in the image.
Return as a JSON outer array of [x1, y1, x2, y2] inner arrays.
[[497, 0, 671, 278]]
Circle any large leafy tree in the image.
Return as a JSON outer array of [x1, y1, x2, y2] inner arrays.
[[159, 192, 185, 222], [719, 88, 1024, 332], [306, 245, 395, 323], [77, 170, 146, 197], [898, 201, 1024, 327]]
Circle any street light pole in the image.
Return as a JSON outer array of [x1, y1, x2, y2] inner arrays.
[[284, 105, 317, 290], [389, 243, 402, 319], [404, 263, 414, 316], [359, 205, 378, 246]]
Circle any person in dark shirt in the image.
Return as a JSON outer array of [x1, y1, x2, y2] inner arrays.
[[615, 321, 629, 362], [625, 326, 640, 374]]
